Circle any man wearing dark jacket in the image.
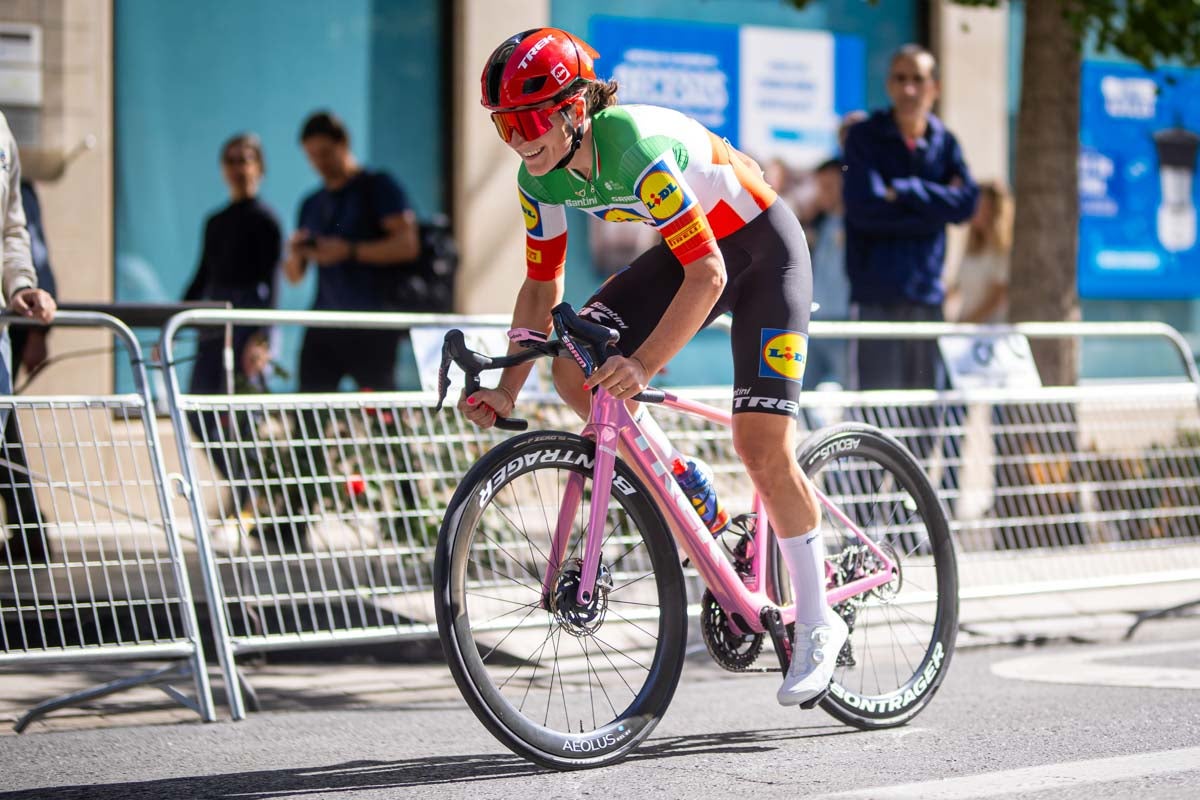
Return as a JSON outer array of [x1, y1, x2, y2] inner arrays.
[[843, 44, 978, 390]]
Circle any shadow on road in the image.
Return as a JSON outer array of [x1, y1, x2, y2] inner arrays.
[[0, 725, 857, 798]]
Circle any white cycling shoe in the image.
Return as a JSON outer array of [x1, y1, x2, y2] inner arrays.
[[777, 613, 849, 707]]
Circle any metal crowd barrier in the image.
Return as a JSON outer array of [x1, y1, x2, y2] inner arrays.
[[0, 312, 214, 731], [160, 310, 536, 720], [158, 311, 1200, 718]]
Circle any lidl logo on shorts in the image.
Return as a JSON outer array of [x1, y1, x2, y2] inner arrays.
[[638, 167, 687, 221], [520, 190, 543, 235], [759, 328, 808, 382], [603, 207, 650, 223]]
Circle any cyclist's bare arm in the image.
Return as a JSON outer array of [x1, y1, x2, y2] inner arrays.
[[501, 275, 563, 397], [458, 274, 563, 428]]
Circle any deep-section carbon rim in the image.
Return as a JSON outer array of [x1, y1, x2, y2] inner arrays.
[[795, 423, 959, 729], [435, 432, 687, 768]]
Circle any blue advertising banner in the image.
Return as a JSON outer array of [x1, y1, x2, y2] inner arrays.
[[1079, 61, 1200, 299], [588, 15, 864, 168], [590, 17, 741, 143]]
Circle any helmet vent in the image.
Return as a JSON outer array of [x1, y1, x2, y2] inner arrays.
[[484, 42, 517, 106], [522, 76, 548, 96]]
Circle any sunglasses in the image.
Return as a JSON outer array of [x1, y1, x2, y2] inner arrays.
[[490, 96, 578, 144]]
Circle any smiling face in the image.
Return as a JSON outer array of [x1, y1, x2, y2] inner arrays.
[[505, 110, 575, 176]]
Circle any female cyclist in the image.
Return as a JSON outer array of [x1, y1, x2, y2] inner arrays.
[[458, 27, 846, 707]]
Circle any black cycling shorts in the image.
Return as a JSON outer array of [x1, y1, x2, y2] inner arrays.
[[580, 200, 812, 418]]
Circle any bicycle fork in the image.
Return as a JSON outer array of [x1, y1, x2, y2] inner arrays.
[[541, 418, 621, 609]]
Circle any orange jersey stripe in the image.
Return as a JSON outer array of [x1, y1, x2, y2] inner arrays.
[[526, 232, 567, 281], [729, 148, 777, 211], [660, 206, 718, 265], [705, 199, 744, 240]]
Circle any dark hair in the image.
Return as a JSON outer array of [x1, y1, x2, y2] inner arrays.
[[889, 43, 939, 81], [584, 79, 619, 115], [299, 110, 350, 145], [221, 132, 265, 173], [814, 157, 843, 174]]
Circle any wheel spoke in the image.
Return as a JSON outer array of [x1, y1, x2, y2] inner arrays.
[[809, 431, 955, 719], [445, 447, 684, 745]]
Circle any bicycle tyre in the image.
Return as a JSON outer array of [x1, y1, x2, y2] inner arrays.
[[434, 431, 688, 769], [792, 422, 959, 729]]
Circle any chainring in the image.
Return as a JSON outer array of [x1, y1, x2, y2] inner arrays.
[[700, 589, 764, 672]]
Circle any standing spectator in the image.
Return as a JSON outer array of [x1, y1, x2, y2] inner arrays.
[[181, 133, 281, 479], [0, 111, 57, 563], [184, 133, 280, 395], [843, 45, 978, 390], [0, 181, 58, 552], [946, 181, 1011, 323], [803, 157, 851, 389], [284, 110, 419, 392]]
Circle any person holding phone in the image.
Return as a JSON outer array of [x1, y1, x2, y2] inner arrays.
[[284, 110, 420, 392]]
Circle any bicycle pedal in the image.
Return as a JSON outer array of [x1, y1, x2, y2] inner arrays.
[[798, 687, 830, 710]]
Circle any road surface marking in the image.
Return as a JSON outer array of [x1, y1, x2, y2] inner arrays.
[[817, 746, 1200, 799], [990, 639, 1200, 689]]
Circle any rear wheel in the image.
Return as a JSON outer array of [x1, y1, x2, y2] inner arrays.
[[434, 431, 688, 769], [787, 423, 959, 729]]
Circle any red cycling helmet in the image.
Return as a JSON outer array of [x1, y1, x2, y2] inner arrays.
[[480, 27, 600, 111]]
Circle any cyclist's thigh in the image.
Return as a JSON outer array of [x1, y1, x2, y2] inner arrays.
[[727, 203, 813, 418], [580, 238, 738, 356], [578, 241, 682, 356]]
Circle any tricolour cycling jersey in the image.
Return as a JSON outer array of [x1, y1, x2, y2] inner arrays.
[[519, 104, 778, 281]]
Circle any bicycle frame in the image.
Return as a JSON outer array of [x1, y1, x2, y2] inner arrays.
[[542, 386, 899, 635]]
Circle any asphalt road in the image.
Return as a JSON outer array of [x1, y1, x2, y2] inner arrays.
[[1, 618, 1199, 800]]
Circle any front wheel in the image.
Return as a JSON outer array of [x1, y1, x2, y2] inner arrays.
[[793, 423, 959, 729], [434, 431, 688, 769]]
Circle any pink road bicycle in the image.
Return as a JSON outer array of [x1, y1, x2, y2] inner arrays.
[[433, 304, 958, 769]]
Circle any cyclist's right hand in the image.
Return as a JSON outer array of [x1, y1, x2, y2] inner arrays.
[[458, 387, 515, 429]]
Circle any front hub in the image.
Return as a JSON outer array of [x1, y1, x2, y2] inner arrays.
[[548, 558, 613, 637]]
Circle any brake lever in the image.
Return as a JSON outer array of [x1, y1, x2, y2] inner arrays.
[[434, 329, 528, 431]]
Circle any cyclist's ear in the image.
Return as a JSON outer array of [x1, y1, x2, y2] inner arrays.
[[571, 97, 586, 124]]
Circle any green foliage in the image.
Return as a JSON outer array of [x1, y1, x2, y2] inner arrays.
[[785, 0, 1200, 69]]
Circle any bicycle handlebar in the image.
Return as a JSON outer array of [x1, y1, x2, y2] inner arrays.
[[433, 303, 664, 428]]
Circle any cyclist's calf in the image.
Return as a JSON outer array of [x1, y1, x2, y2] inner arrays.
[[732, 414, 821, 535]]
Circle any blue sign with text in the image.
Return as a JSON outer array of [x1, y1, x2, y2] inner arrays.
[[1079, 61, 1200, 299], [588, 16, 864, 167]]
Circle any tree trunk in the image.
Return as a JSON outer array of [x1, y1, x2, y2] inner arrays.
[[1008, 1, 1082, 385]]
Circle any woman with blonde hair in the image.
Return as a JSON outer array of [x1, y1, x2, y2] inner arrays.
[[947, 181, 1012, 323]]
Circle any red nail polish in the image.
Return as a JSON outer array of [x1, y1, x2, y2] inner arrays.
[[467, 397, 476, 405]]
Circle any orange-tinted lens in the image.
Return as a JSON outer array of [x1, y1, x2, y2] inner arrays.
[[490, 104, 562, 143]]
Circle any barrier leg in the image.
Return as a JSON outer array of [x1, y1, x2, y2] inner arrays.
[[13, 662, 197, 733], [1124, 598, 1200, 640]]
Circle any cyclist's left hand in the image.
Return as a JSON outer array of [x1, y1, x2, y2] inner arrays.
[[585, 355, 649, 400]]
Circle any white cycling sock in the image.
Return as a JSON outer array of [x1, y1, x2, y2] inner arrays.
[[633, 406, 685, 466], [777, 527, 829, 625]]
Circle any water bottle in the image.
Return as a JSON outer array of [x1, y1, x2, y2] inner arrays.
[[672, 458, 730, 536]]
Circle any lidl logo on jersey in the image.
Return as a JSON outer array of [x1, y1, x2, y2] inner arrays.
[[519, 190, 543, 235], [637, 163, 691, 222], [602, 207, 650, 223], [759, 328, 808, 382]]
